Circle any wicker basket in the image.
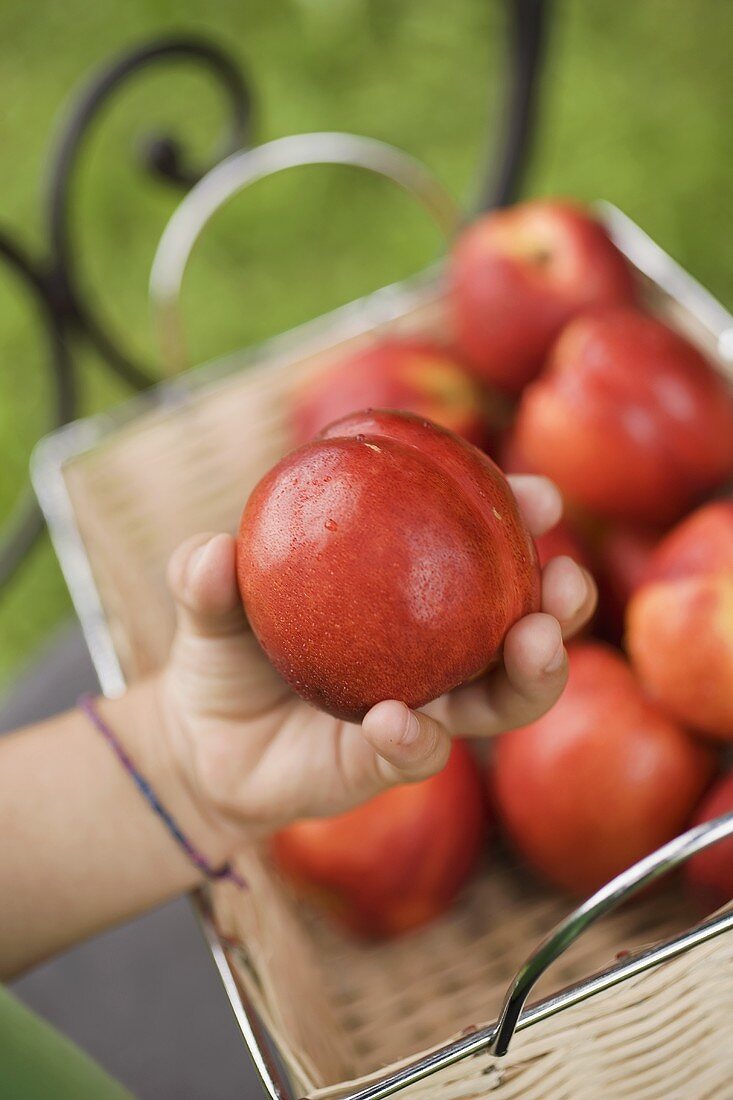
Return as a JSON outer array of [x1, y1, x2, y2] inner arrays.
[[32, 136, 733, 1100]]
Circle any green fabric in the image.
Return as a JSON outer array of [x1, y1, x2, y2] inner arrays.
[[0, 983, 132, 1099]]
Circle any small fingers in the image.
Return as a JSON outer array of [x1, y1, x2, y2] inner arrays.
[[507, 475, 563, 538], [441, 613, 568, 737], [502, 612, 566, 689], [361, 700, 451, 786], [167, 533, 247, 638], [541, 555, 598, 639]]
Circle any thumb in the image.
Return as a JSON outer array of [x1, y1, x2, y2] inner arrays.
[[167, 533, 248, 638], [361, 700, 452, 786]]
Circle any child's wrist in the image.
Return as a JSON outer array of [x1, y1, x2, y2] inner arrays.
[[98, 679, 243, 883]]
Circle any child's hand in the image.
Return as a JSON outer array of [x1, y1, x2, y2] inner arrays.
[[157, 475, 596, 856]]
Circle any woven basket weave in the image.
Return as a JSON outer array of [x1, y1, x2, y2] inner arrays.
[[50, 260, 733, 1099]]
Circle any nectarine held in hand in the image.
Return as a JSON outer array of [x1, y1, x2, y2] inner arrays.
[[272, 739, 489, 938], [290, 338, 492, 451], [627, 501, 733, 740], [515, 307, 733, 525], [685, 773, 733, 910], [492, 642, 714, 896], [449, 200, 636, 394], [238, 410, 540, 722]]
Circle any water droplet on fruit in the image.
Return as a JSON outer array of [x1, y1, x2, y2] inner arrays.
[[355, 434, 365, 443], [325, 518, 338, 532], [492, 507, 504, 522]]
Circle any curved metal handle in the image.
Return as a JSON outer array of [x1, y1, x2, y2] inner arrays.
[[0, 35, 252, 595], [45, 35, 253, 391], [0, 232, 76, 593], [489, 809, 733, 1057], [478, 0, 550, 211], [149, 132, 461, 373]]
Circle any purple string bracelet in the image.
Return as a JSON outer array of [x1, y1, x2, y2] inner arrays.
[[79, 694, 246, 890]]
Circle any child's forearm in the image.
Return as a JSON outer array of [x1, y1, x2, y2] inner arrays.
[[0, 678, 231, 979]]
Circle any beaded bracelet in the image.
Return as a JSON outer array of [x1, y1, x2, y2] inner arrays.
[[79, 694, 246, 890]]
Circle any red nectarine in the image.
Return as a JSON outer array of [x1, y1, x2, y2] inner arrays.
[[238, 411, 540, 721], [627, 501, 733, 740], [290, 339, 492, 450], [492, 642, 714, 895], [272, 739, 489, 938], [449, 200, 636, 394], [514, 308, 733, 524]]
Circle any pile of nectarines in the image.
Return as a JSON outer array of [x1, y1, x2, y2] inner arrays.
[[236, 198, 733, 939]]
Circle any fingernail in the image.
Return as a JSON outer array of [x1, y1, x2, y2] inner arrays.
[[187, 539, 214, 589], [401, 706, 421, 745], [191, 542, 209, 568], [566, 564, 587, 616], [543, 641, 566, 674]]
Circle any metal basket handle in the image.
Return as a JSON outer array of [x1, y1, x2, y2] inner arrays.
[[148, 132, 462, 373], [489, 809, 733, 1057]]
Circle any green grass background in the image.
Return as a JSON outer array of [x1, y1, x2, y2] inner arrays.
[[1, 0, 731, 693]]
